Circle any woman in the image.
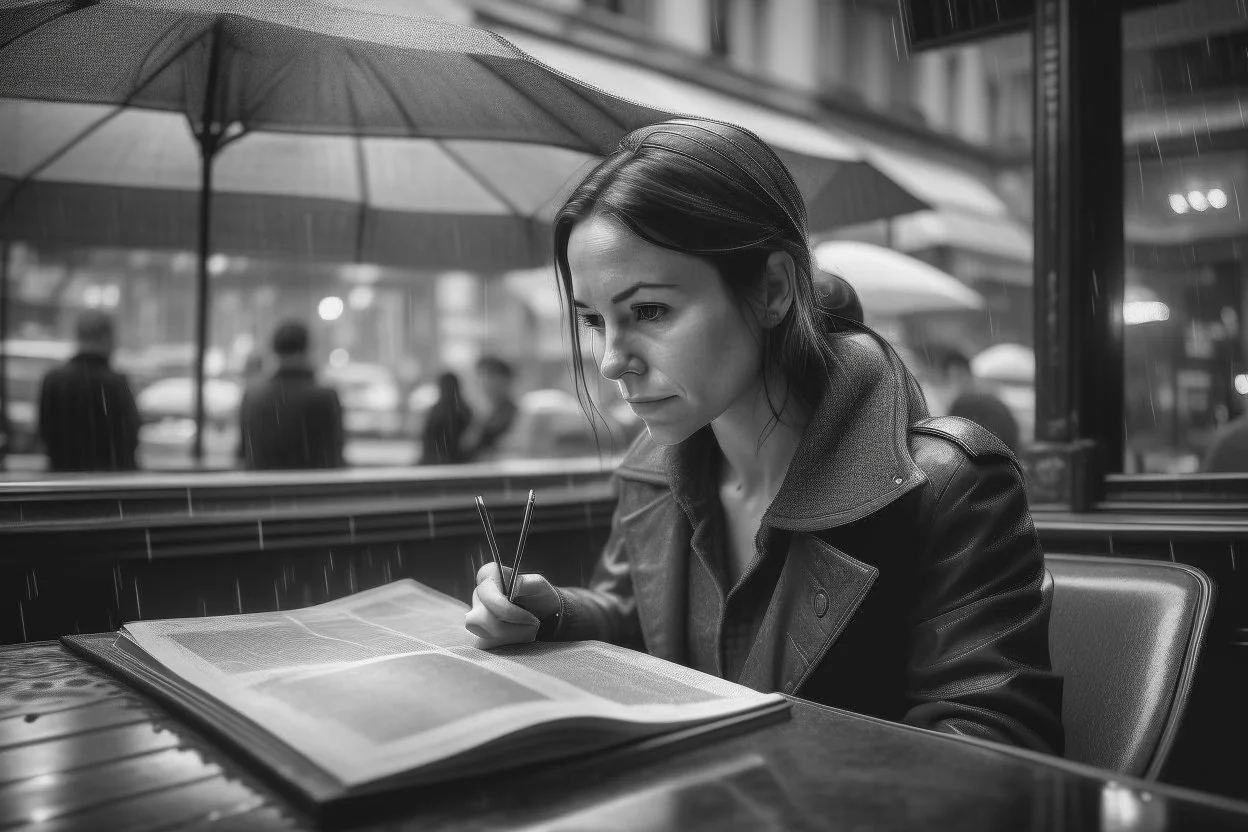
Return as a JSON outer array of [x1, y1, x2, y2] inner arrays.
[[420, 372, 473, 465], [464, 118, 1063, 755]]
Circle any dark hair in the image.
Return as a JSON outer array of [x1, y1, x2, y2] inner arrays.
[[75, 310, 115, 344], [552, 117, 866, 443], [437, 371, 461, 397], [926, 344, 972, 375], [271, 320, 309, 357], [476, 355, 514, 379]]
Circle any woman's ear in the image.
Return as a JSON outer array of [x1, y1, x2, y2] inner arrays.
[[762, 251, 796, 328]]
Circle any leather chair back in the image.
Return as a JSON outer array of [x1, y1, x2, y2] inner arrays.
[[1046, 554, 1214, 779]]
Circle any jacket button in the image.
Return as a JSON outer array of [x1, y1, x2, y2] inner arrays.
[[813, 589, 829, 618]]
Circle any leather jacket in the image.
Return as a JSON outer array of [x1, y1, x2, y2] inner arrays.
[[543, 332, 1065, 756]]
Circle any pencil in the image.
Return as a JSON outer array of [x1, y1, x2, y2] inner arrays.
[[474, 496, 505, 591], [508, 490, 537, 602]]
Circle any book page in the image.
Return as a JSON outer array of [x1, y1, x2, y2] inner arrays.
[[121, 579, 785, 788]]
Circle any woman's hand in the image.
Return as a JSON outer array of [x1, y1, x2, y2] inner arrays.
[[464, 562, 560, 649]]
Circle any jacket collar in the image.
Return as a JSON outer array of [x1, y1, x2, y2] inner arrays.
[[617, 331, 930, 531], [70, 352, 110, 367]]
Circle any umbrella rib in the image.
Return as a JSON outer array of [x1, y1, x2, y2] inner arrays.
[[1, 15, 215, 218], [436, 139, 526, 217], [0, 0, 88, 50], [484, 29, 642, 151], [353, 48, 421, 135], [465, 46, 606, 153], [341, 58, 372, 264], [229, 29, 308, 128]]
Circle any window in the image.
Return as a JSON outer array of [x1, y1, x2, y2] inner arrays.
[[1121, 3, 1248, 474], [826, 30, 1035, 458]]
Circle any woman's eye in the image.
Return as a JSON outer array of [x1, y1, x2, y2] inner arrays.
[[576, 312, 604, 331], [634, 304, 666, 322]]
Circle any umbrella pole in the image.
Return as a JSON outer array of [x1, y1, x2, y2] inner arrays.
[[192, 152, 214, 466], [0, 240, 9, 472], [192, 21, 225, 467]]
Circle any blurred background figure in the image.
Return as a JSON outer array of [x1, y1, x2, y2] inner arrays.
[[238, 320, 345, 470], [1203, 412, 1248, 473], [240, 350, 268, 394], [37, 310, 141, 472], [922, 344, 1022, 457], [466, 355, 518, 461], [420, 371, 473, 465]]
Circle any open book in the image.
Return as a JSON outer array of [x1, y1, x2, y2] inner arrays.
[[62, 579, 789, 813]]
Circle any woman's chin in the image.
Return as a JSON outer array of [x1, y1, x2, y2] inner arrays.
[[642, 420, 699, 447]]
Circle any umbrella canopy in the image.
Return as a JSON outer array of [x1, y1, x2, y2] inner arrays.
[[813, 240, 985, 317], [971, 343, 1035, 384], [1, 0, 664, 147], [0, 0, 674, 269], [0, 99, 596, 269]]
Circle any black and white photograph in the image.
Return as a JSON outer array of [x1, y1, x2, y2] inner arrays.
[[1, 0, 1247, 829]]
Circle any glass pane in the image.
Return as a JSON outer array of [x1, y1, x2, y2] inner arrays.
[[1, 244, 197, 473], [819, 29, 1036, 458], [1122, 3, 1248, 474]]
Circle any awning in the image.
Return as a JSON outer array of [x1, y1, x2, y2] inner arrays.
[[499, 30, 930, 232], [825, 209, 1032, 271], [863, 147, 1010, 217], [498, 29, 1011, 226]]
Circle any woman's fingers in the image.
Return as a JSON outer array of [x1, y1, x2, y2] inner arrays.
[[463, 581, 539, 649], [476, 561, 512, 588], [475, 575, 540, 626]]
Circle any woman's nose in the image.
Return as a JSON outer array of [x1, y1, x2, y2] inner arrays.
[[598, 329, 640, 381]]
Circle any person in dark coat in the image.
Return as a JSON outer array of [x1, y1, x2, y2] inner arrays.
[[38, 311, 141, 472], [464, 117, 1063, 756], [238, 321, 345, 470], [1203, 414, 1248, 472], [420, 372, 473, 465], [925, 345, 1023, 457], [465, 355, 518, 460]]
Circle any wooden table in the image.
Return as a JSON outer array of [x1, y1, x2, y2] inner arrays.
[[3, 640, 1248, 831]]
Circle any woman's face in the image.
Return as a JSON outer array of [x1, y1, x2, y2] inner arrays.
[[567, 215, 767, 445]]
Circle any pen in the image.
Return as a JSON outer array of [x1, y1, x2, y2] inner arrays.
[[508, 490, 537, 603], [474, 496, 505, 592]]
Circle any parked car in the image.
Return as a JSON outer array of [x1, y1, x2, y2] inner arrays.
[[322, 362, 403, 438], [134, 376, 244, 469], [497, 389, 609, 459], [0, 339, 75, 455], [136, 376, 244, 425]]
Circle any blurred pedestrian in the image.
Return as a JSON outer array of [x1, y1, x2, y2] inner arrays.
[[466, 355, 518, 460], [920, 345, 1022, 457], [1203, 414, 1248, 473], [38, 310, 142, 472], [238, 321, 345, 470], [420, 371, 474, 465], [240, 350, 268, 392]]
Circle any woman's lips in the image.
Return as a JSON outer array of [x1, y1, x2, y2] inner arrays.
[[627, 396, 674, 412]]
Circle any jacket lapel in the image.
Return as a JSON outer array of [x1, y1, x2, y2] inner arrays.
[[737, 533, 879, 695], [618, 492, 690, 665]]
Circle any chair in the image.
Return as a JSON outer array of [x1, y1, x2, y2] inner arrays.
[[1045, 553, 1215, 779]]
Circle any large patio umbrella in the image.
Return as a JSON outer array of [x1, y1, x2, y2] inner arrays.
[[0, 0, 672, 461], [814, 240, 985, 317], [0, 98, 598, 270]]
